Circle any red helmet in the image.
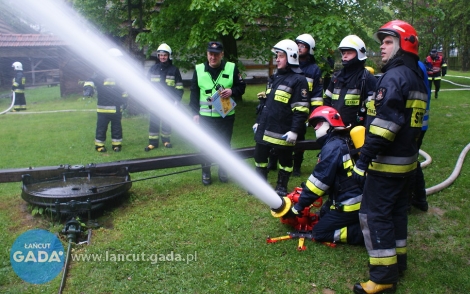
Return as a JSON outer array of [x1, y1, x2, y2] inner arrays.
[[373, 20, 419, 56], [309, 106, 345, 128]]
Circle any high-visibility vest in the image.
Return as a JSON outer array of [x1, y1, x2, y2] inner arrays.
[[196, 62, 235, 117]]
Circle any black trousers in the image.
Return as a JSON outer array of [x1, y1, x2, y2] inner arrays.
[[148, 113, 171, 145], [359, 173, 412, 284], [314, 200, 364, 245], [254, 143, 293, 171], [13, 93, 26, 109], [428, 78, 441, 94], [95, 112, 123, 146], [199, 115, 235, 170]]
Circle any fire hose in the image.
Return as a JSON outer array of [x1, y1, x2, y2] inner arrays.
[[0, 92, 15, 115], [422, 144, 470, 195]]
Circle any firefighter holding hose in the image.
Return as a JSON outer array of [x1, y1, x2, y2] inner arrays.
[[281, 106, 364, 245]]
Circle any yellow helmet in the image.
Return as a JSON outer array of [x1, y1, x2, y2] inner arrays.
[[365, 66, 375, 75]]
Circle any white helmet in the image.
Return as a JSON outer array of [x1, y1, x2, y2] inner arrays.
[[107, 48, 123, 57], [272, 39, 299, 66], [338, 35, 367, 61], [156, 43, 172, 60], [295, 34, 316, 55], [12, 61, 23, 70]]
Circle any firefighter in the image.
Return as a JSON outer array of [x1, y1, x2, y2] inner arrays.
[[352, 20, 428, 294], [145, 43, 184, 151], [323, 35, 377, 128], [189, 41, 246, 185], [253, 39, 310, 196], [283, 106, 364, 245], [11, 61, 26, 111], [425, 48, 447, 99], [88, 48, 128, 152], [267, 34, 323, 176]]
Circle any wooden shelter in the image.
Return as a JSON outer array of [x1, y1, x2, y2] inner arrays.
[[0, 33, 93, 97]]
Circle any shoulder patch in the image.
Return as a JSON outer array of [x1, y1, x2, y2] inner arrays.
[[376, 88, 386, 101], [301, 89, 308, 97]]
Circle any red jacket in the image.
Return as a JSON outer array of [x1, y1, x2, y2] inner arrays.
[[425, 55, 447, 78]]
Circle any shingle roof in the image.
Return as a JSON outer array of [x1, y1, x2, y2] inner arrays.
[[0, 34, 65, 47]]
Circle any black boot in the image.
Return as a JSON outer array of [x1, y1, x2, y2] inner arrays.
[[218, 168, 228, 183], [202, 165, 212, 186], [267, 149, 278, 171], [275, 170, 291, 196]]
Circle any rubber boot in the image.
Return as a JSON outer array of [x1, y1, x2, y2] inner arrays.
[[267, 149, 278, 171], [275, 170, 291, 196], [292, 151, 304, 177], [112, 145, 121, 152], [218, 168, 228, 183], [202, 165, 212, 186], [353, 280, 396, 294]]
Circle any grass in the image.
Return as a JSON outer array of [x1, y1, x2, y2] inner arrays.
[[0, 75, 469, 293]]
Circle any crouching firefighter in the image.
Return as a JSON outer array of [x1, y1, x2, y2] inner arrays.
[[280, 106, 364, 245]]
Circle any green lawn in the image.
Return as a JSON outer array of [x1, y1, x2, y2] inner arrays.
[[0, 77, 469, 293]]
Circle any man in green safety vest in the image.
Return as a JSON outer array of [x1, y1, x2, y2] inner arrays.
[[189, 41, 246, 185]]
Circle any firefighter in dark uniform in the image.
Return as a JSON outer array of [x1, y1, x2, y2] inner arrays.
[[145, 43, 184, 151], [267, 34, 323, 176], [323, 35, 377, 128], [253, 39, 310, 196], [293, 34, 323, 176], [283, 106, 364, 245], [12, 62, 27, 111], [189, 41, 246, 185], [425, 48, 447, 99], [352, 20, 428, 294], [89, 48, 128, 153]]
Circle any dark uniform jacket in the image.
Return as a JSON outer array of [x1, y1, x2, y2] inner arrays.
[[323, 63, 377, 127], [147, 61, 184, 102], [361, 55, 428, 177], [299, 59, 323, 109], [91, 73, 127, 113], [294, 132, 362, 213], [255, 67, 310, 148], [12, 71, 25, 93]]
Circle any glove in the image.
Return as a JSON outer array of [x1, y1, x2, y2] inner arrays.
[[257, 91, 266, 99], [252, 123, 258, 133], [282, 206, 303, 219], [352, 154, 371, 188], [282, 131, 298, 144]]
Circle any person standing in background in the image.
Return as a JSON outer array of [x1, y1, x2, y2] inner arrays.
[[145, 43, 184, 151], [425, 48, 447, 99], [189, 41, 246, 185], [11, 62, 26, 111]]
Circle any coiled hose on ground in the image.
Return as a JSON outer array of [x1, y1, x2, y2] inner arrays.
[[421, 144, 470, 195]]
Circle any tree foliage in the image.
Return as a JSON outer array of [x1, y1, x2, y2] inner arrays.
[[71, 0, 469, 71]]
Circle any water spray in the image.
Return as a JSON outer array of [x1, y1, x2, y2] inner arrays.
[[14, 1, 286, 211]]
